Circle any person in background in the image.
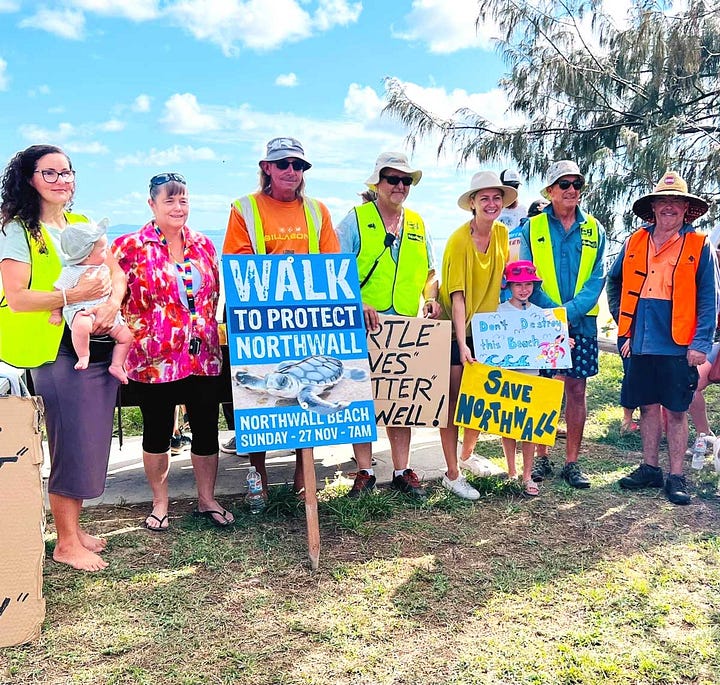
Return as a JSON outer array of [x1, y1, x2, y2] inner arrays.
[[498, 169, 528, 262], [113, 172, 232, 531], [336, 151, 440, 498], [437, 171, 513, 500], [0, 144, 125, 571], [608, 172, 716, 505], [526, 199, 549, 218], [222, 137, 339, 496], [520, 160, 606, 489]]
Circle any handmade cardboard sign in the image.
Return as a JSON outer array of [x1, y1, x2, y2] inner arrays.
[[471, 306, 571, 370], [0, 395, 45, 648], [367, 315, 451, 427], [455, 363, 564, 445], [222, 254, 376, 450]]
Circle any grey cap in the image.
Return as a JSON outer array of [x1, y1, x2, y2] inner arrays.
[[260, 137, 311, 169], [60, 218, 109, 266]]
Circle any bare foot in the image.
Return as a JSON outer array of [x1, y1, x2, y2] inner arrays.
[[74, 355, 90, 370], [78, 529, 107, 552], [53, 543, 108, 572], [109, 364, 128, 384]]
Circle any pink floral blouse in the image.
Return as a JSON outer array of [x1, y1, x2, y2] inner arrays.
[[112, 221, 222, 383]]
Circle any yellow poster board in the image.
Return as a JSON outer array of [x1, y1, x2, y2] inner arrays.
[[455, 363, 564, 446]]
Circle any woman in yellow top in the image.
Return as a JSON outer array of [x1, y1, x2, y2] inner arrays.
[[438, 171, 514, 500]]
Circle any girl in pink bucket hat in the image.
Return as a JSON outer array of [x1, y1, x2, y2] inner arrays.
[[497, 260, 573, 495]]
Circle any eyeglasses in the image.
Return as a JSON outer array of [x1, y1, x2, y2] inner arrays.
[[556, 179, 584, 191], [273, 159, 307, 171], [509, 265, 537, 276], [34, 169, 75, 183], [149, 173, 186, 188], [381, 175, 414, 186]]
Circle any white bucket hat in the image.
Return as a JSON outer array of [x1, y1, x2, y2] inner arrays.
[[541, 160, 585, 199], [457, 171, 519, 211], [60, 218, 109, 266], [365, 152, 422, 188]]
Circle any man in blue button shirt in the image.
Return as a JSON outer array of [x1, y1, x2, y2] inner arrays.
[[519, 160, 607, 489]]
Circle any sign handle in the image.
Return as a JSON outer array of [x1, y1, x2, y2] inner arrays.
[[300, 448, 320, 570]]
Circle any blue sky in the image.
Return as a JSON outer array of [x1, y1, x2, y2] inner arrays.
[[0, 0, 529, 244]]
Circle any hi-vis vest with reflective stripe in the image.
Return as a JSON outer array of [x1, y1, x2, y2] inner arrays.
[[617, 228, 705, 345], [232, 194, 322, 254], [529, 212, 600, 316], [355, 203, 428, 316], [0, 212, 89, 368]]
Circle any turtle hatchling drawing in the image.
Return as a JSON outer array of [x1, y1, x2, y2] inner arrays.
[[234, 355, 369, 415]]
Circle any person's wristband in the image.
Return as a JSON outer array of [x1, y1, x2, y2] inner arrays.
[[62, 289, 68, 307], [425, 297, 436, 303]]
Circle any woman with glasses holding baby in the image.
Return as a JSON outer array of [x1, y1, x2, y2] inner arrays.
[[112, 172, 233, 532]]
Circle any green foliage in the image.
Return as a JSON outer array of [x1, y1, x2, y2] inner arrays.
[[384, 0, 720, 237]]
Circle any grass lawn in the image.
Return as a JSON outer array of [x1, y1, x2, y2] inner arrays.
[[2, 353, 720, 685]]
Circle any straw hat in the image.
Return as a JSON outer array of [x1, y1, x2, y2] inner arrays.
[[457, 171, 519, 211], [365, 152, 422, 187], [632, 171, 708, 223]]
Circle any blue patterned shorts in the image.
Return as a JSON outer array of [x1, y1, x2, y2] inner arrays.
[[540, 333, 599, 380]]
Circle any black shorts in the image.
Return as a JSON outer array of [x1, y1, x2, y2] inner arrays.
[[128, 375, 221, 455], [450, 336, 475, 366], [540, 333, 598, 380], [623, 354, 698, 412]]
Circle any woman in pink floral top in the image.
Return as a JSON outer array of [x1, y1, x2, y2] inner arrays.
[[112, 173, 233, 531]]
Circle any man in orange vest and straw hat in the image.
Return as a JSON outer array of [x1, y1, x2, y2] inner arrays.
[[519, 160, 607, 489], [607, 171, 717, 505]]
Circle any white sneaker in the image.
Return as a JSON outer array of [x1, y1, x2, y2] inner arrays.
[[442, 473, 480, 500], [459, 455, 506, 478]]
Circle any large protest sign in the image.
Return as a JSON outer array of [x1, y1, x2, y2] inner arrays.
[[455, 363, 564, 445], [222, 254, 376, 451], [367, 315, 451, 428], [471, 307, 571, 370]]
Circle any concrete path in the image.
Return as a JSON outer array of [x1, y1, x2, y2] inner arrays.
[[42, 428, 450, 507]]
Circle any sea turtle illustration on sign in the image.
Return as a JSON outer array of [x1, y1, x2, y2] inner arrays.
[[234, 355, 368, 415]]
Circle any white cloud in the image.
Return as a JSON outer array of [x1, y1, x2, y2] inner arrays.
[[394, 0, 496, 53], [313, 0, 361, 31], [165, 0, 312, 55], [68, 0, 160, 21], [0, 1, 19, 11], [161, 93, 221, 134], [99, 119, 125, 132], [19, 8, 86, 40], [0, 58, 8, 91], [275, 73, 298, 87], [343, 83, 384, 122], [132, 94, 151, 112], [18, 121, 109, 154], [116, 145, 217, 168], [28, 84, 51, 97]]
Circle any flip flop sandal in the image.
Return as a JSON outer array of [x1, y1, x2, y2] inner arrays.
[[193, 508, 234, 528], [144, 513, 169, 532]]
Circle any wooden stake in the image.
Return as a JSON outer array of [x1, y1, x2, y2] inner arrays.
[[300, 447, 320, 570]]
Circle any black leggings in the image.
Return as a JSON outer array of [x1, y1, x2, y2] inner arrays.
[[130, 375, 220, 455]]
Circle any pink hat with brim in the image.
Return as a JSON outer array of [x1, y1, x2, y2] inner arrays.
[[503, 260, 542, 284]]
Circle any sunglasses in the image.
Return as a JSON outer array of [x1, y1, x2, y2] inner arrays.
[[556, 179, 584, 191], [150, 173, 186, 188], [381, 175, 414, 187], [509, 266, 537, 276], [273, 159, 307, 171]]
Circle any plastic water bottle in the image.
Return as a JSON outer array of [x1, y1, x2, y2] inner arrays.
[[246, 466, 265, 514], [691, 433, 706, 470]]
